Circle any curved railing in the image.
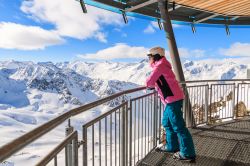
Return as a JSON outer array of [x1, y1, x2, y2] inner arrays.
[[181, 79, 250, 125], [0, 87, 147, 163]]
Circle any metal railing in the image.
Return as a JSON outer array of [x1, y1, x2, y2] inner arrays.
[[36, 130, 78, 166], [182, 79, 250, 125], [1, 79, 250, 166], [81, 91, 163, 166]]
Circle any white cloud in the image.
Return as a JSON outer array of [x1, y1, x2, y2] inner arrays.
[[78, 43, 148, 60], [78, 43, 206, 60], [178, 48, 206, 58], [151, 21, 160, 29], [219, 42, 250, 57], [144, 21, 181, 34], [172, 24, 182, 28], [143, 24, 155, 34], [94, 32, 107, 43], [0, 22, 64, 50], [21, 0, 123, 42], [152, 21, 182, 29]]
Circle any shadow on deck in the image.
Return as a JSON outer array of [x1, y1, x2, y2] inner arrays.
[[138, 117, 250, 166]]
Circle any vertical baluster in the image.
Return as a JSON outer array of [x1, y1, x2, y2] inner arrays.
[[209, 85, 212, 124], [121, 102, 126, 166], [147, 96, 150, 152], [105, 117, 107, 166], [141, 98, 144, 158], [119, 108, 121, 166], [99, 121, 101, 166], [110, 114, 112, 166], [134, 100, 136, 165], [205, 84, 209, 124], [201, 86, 204, 123], [247, 84, 250, 112], [83, 126, 88, 166], [138, 99, 140, 160], [115, 110, 117, 166], [73, 132, 78, 166], [129, 100, 132, 166], [54, 156, 57, 166], [232, 84, 235, 119], [144, 96, 147, 156], [236, 84, 240, 118], [92, 125, 95, 166], [151, 95, 153, 149], [158, 98, 162, 145]]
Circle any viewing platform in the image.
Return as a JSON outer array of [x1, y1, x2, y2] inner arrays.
[[139, 117, 250, 166]]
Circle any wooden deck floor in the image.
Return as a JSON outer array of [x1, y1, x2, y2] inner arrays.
[[138, 117, 250, 166]]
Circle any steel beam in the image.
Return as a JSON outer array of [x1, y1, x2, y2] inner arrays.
[[168, 4, 182, 12], [195, 14, 219, 23], [126, 0, 157, 12], [126, 0, 181, 12]]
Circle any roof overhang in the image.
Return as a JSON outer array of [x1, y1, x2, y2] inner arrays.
[[78, 0, 250, 27]]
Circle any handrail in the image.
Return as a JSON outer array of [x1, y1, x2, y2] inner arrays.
[[0, 86, 146, 162], [35, 131, 78, 166], [180, 79, 250, 84]]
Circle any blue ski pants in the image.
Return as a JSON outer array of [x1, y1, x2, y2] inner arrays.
[[162, 100, 196, 158]]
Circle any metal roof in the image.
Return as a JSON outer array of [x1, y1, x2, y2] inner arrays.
[[79, 0, 250, 27]]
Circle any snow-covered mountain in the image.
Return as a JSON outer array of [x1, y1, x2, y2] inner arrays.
[[183, 60, 249, 80], [57, 59, 249, 84], [0, 60, 139, 147], [1, 59, 249, 114]]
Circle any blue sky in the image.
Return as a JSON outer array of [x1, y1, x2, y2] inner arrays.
[[0, 0, 250, 63]]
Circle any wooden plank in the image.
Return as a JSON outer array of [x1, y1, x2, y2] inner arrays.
[[208, 0, 248, 13], [168, 0, 250, 16], [218, 2, 250, 15]]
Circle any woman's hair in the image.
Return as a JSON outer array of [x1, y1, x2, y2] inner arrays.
[[153, 54, 163, 61]]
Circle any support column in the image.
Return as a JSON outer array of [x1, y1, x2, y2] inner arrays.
[[157, 0, 195, 127]]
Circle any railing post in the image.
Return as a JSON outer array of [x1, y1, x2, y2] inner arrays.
[[82, 125, 88, 166], [65, 119, 74, 166], [158, 97, 162, 145], [153, 91, 158, 147], [121, 97, 127, 166], [129, 98, 132, 166], [205, 84, 209, 124], [236, 83, 240, 119], [73, 132, 79, 166], [232, 83, 236, 119]]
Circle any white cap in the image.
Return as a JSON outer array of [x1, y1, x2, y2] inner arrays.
[[148, 46, 165, 57]]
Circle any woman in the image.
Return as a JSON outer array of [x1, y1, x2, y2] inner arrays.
[[146, 46, 196, 162]]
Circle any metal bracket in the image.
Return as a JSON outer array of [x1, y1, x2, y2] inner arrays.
[[157, 18, 163, 30], [225, 18, 230, 36], [78, 140, 84, 148], [80, 0, 87, 13], [191, 22, 196, 34], [121, 10, 128, 24], [225, 24, 230, 36]]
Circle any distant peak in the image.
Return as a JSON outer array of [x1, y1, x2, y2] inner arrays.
[[183, 60, 194, 68]]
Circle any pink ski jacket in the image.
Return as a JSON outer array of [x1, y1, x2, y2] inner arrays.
[[146, 57, 184, 105]]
